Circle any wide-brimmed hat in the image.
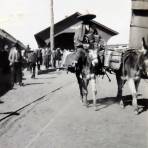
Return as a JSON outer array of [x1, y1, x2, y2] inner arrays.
[[77, 14, 96, 22]]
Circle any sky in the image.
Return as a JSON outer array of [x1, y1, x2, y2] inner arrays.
[[0, 0, 131, 49]]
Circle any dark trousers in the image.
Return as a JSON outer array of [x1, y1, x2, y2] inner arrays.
[[75, 47, 85, 61], [37, 57, 42, 71], [30, 63, 36, 78], [11, 62, 22, 84], [52, 58, 56, 68]]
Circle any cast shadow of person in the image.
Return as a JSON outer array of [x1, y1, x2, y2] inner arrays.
[[87, 96, 119, 111], [88, 95, 148, 114]]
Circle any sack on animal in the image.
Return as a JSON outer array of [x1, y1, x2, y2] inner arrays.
[[61, 51, 76, 73], [104, 50, 122, 70]]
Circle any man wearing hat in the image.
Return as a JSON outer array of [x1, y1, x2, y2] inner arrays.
[[9, 43, 23, 86], [73, 14, 103, 66], [72, 14, 107, 75]]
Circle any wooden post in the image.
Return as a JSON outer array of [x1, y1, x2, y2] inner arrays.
[[50, 0, 54, 52]]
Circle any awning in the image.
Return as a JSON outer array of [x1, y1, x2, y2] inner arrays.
[[0, 29, 26, 50], [0, 29, 16, 43]]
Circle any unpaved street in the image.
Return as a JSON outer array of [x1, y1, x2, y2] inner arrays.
[[0, 70, 148, 148]]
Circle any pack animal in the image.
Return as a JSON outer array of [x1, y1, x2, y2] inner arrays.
[[75, 48, 101, 110], [115, 39, 148, 114]]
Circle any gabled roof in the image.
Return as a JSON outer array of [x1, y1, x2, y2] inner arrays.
[[34, 12, 118, 48]]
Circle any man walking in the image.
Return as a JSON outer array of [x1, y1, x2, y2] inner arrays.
[[28, 51, 37, 78], [36, 48, 42, 71]]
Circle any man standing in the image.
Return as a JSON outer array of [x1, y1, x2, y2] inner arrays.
[[36, 48, 42, 71], [9, 43, 23, 86], [28, 51, 37, 78], [55, 48, 62, 70], [52, 50, 56, 68]]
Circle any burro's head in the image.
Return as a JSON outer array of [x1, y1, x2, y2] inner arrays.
[[88, 49, 99, 67], [140, 37, 148, 77]]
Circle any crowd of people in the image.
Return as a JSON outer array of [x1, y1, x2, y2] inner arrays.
[[25, 47, 63, 79], [0, 44, 64, 89], [0, 14, 107, 91]]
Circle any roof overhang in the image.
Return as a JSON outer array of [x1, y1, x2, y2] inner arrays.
[[34, 12, 118, 48], [0, 29, 26, 50]]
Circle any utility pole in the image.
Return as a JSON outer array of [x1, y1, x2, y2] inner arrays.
[[50, 0, 54, 52]]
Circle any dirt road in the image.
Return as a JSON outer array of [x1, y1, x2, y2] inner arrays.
[[0, 70, 148, 148]]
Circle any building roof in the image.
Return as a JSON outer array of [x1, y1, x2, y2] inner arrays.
[[0, 29, 26, 50], [34, 12, 118, 48]]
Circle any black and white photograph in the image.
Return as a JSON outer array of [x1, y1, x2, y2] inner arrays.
[[0, 0, 148, 148]]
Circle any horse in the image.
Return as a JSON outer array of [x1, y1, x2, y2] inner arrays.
[[115, 39, 148, 114]]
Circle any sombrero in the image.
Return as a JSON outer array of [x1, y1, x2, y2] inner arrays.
[[77, 14, 96, 21]]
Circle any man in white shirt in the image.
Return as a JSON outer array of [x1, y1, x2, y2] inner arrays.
[[9, 43, 23, 86]]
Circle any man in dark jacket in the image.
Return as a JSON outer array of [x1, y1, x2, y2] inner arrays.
[[28, 51, 37, 78], [73, 14, 97, 65], [36, 49, 42, 71], [73, 14, 106, 75]]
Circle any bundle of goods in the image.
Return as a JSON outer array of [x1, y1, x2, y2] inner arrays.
[[104, 49, 122, 70]]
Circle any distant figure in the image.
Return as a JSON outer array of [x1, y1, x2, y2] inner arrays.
[[42, 48, 46, 69], [24, 45, 31, 71], [61, 49, 72, 68], [55, 48, 62, 69], [0, 45, 10, 74], [28, 51, 37, 78], [9, 43, 23, 86], [52, 50, 56, 68], [47, 48, 52, 67], [36, 48, 42, 71], [44, 47, 50, 69]]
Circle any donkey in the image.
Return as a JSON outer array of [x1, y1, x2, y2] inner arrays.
[[115, 38, 148, 114], [75, 48, 102, 110]]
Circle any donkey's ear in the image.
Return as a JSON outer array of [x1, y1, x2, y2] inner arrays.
[[142, 37, 148, 50], [140, 37, 148, 54]]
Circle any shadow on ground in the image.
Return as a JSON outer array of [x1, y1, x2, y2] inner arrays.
[[38, 68, 56, 75], [23, 82, 44, 86], [88, 95, 148, 113], [35, 77, 56, 80], [88, 96, 119, 111]]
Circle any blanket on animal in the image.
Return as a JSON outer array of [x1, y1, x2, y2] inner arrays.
[[62, 50, 104, 75]]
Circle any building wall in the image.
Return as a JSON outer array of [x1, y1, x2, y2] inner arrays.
[[129, 0, 148, 49], [49, 22, 115, 48], [68, 22, 114, 43]]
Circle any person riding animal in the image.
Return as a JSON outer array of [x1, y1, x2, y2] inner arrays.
[[73, 14, 105, 75]]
